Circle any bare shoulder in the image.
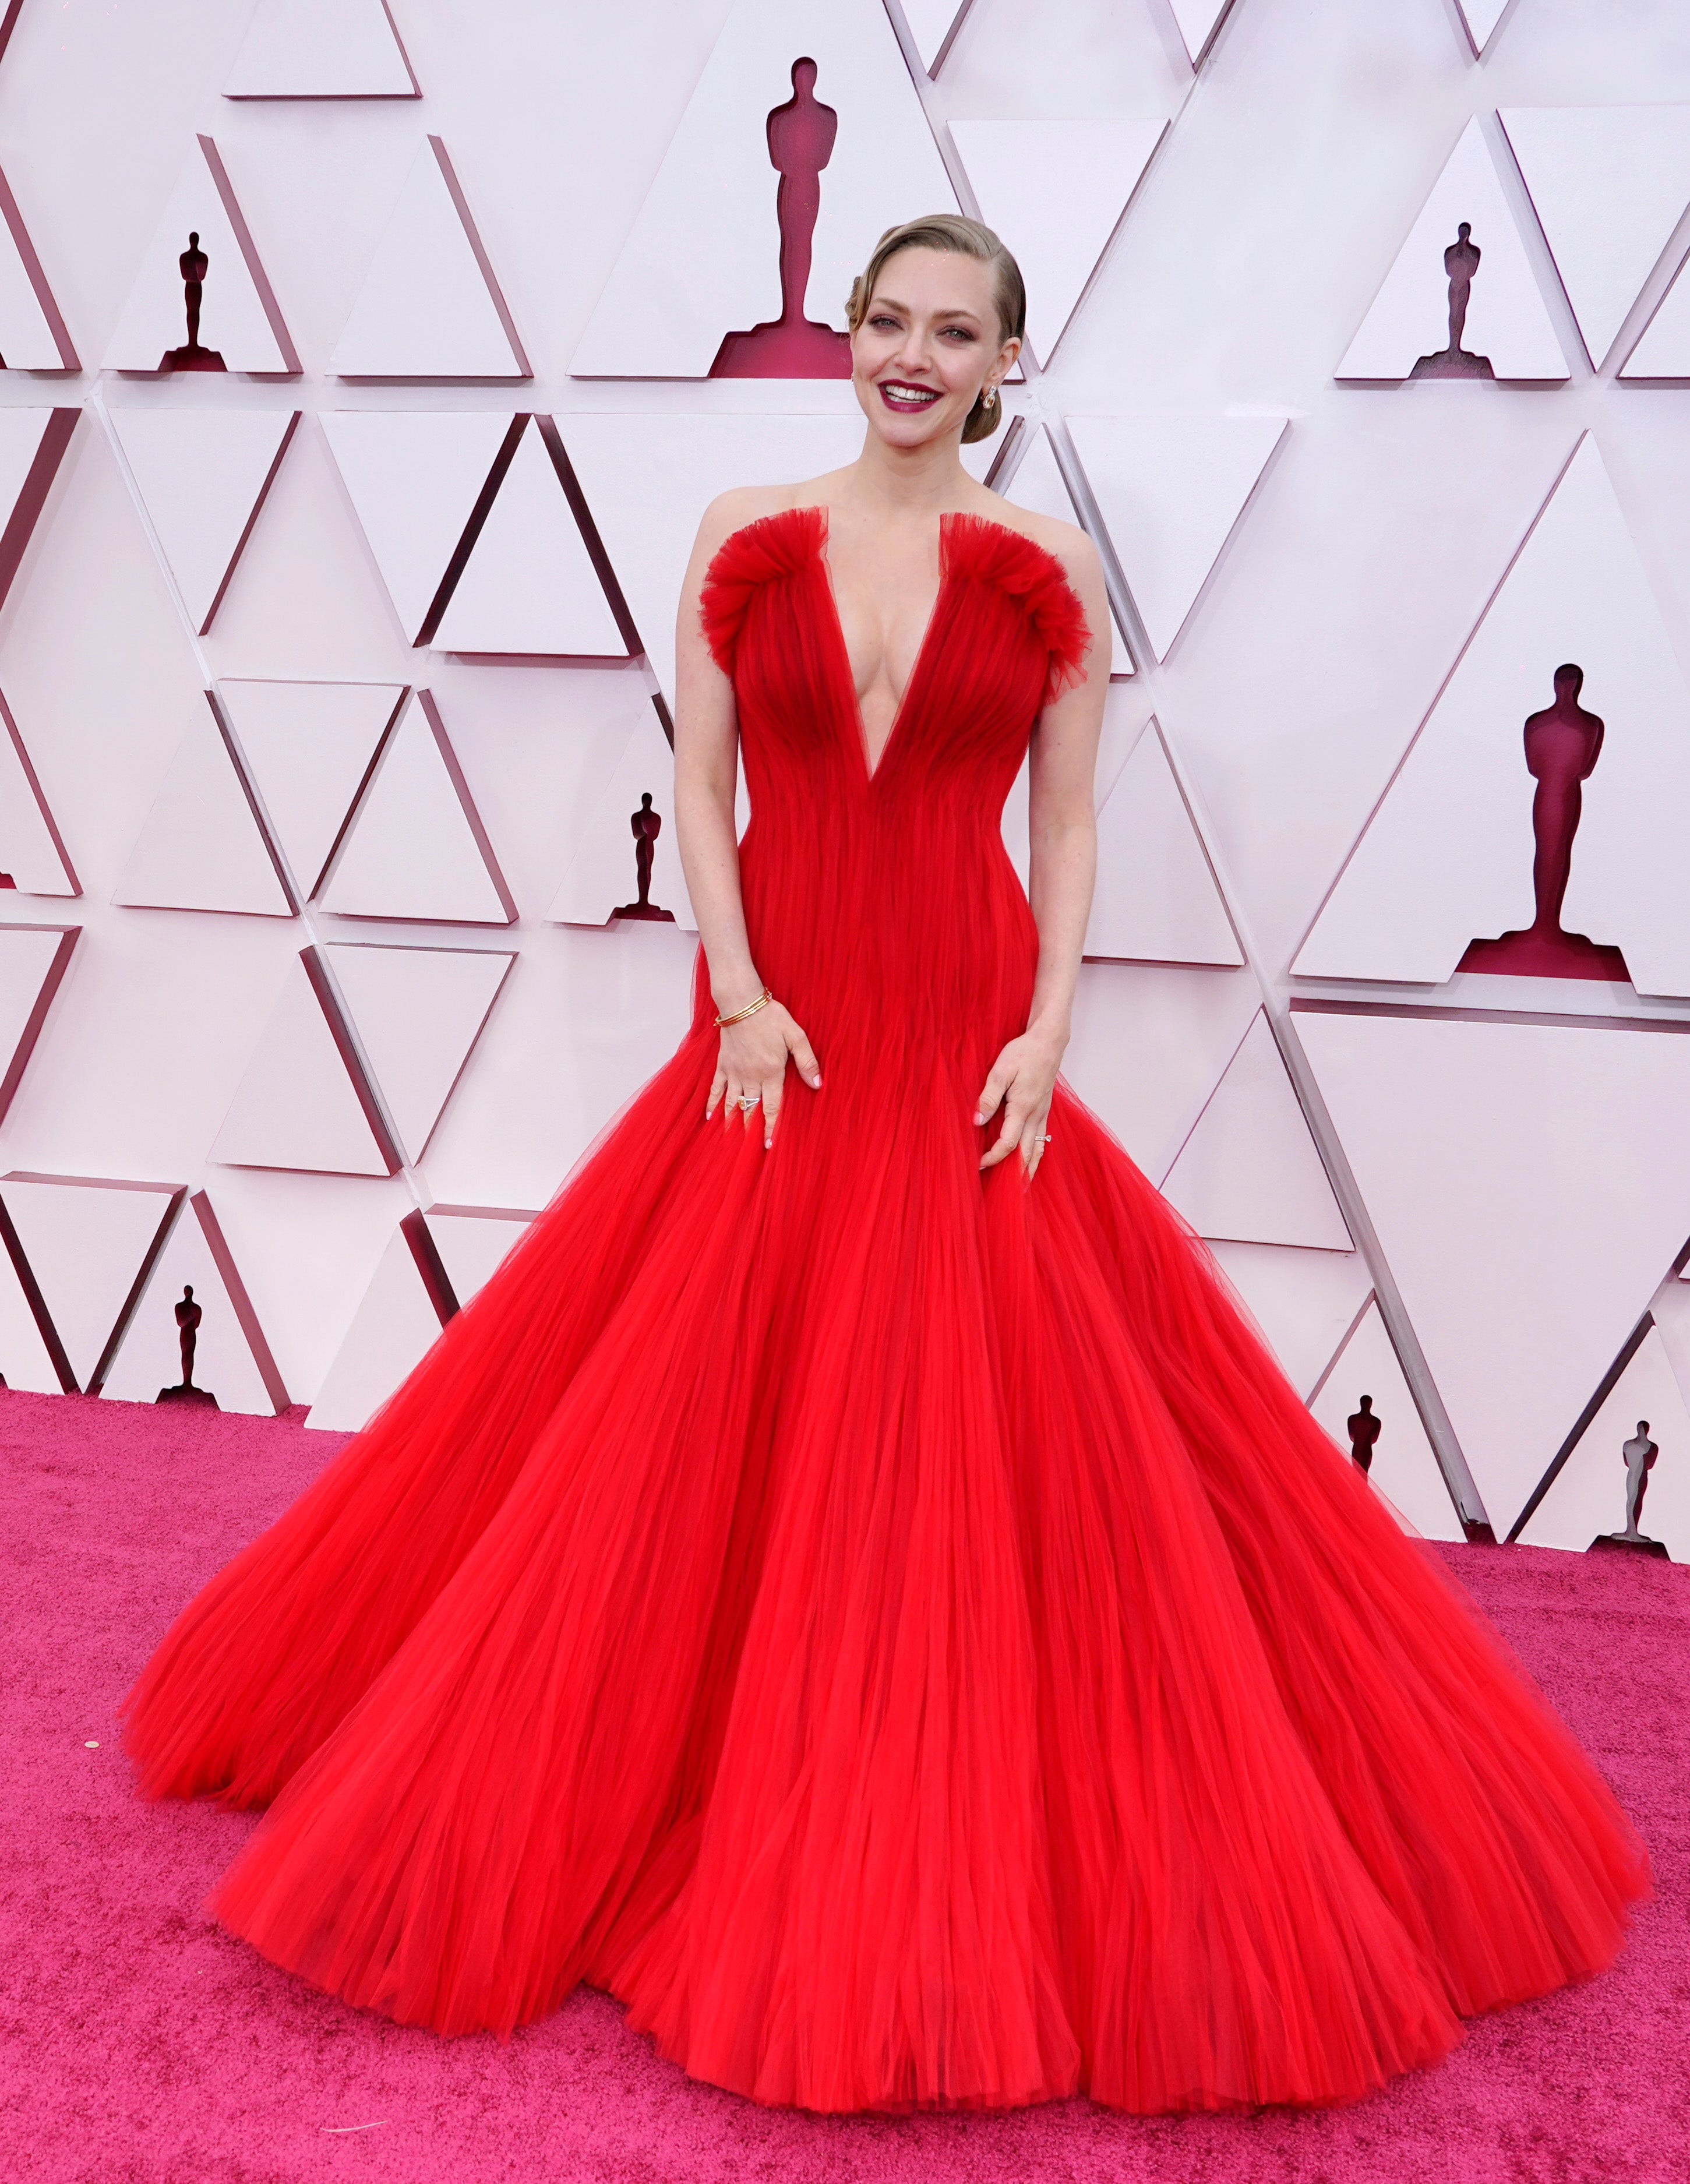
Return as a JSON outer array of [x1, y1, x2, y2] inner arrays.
[[694, 484, 785, 555], [696, 468, 852, 556]]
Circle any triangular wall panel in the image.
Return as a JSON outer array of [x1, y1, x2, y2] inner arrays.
[[950, 118, 1166, 365], [0, 925, 77, 1127], [996, 424, 1131, 674], [564, 413, 868, 701], [317, 690, 515, 925], [1453, 1, 1512, 57], [326, 942, 515, 1163], [1294, 436, 1690, 996], [1086, 718, 1241, 966], [570, 0, 957, 376], [101, 136, 298, 373], [1653, 1271, 1690, 1420], [319, 408, 517, 643], [98, 1190, 288, 1412], [109, 407, 298, 630], [1622, 243, 1690, 377], [1085, 683, 1147, 810], [0, 691, 77, 895], [329, 136, 528, 378], [306, 1214, 447, 1430], [0, 163, 77, 368], [1517, 1323, 1690, 1560], [0, 1229, 64, 1392], [432, 418, 628, 657], [1065, 414, 1287, 660], [112, 697, 295, 917], [0, 1172, 182, 1391], [1061, 956, 1262, 1188], [1203, 1237, 1374, 1401], [424, 1204, 535, 1306], [1296, 1004, 1690, 1533], [1336, 118, 1567, 383], [548, 703, 698, 930], [1308, 1296, 1465, 1541], [0, 408, 77, 613], [1169, 0, 1239, 68], [1501, 105, 1690, 368], [900, 0, 974, 76], [1161, 1011, 1353, 1250], [210, 949, 398, 1176], [220, 679, 407, 901], [223, 0, 419, 98], [304, 1205, 540, 1426]]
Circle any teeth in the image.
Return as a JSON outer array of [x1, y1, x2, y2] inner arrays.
[[883, 386, 937, 407]]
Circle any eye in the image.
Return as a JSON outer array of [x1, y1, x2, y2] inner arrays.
[[940, 326, 978, 342], [869, 314, 900, 330]]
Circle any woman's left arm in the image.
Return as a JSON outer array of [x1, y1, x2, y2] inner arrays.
[[975, 531, 1112, 1180]]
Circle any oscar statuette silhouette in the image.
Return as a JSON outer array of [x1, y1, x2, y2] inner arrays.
[[1347, 1394, 1382, 1474], [711, 58, 852, 379], [1592, 1421, 1668, 1557], [160, 231, 227, 372], [1409, 222, 1495, 381], [1458, 664, 1631, 983], [612, 793, 676, 923], [157, 1284, 219, 1407]]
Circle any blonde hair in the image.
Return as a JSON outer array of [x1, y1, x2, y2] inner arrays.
[[845, 214, 1025, 444]]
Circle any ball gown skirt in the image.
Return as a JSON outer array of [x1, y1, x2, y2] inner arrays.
[[123, 508, 1647, 2115]]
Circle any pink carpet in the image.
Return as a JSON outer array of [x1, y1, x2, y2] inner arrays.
[[2, 1385, 1685, 2183]]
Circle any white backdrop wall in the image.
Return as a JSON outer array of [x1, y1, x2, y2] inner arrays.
[[2, 0, 1690, 1559]]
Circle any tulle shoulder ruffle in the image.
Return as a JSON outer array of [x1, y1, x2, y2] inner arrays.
[[700, 503, 1092, 698], [699, 505, 825, 680], [941, 512, 1094, 700]]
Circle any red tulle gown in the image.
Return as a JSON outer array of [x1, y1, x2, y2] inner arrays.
[[124, 507, 1646, 2115]]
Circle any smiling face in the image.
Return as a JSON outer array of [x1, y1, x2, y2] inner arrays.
[[849, 246, 1018, 451]]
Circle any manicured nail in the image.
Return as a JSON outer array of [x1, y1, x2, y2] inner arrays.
[[972, 1113, 985, 1125]]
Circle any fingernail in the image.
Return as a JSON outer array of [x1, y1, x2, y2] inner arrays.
[[972, 1114, 984, 1125]]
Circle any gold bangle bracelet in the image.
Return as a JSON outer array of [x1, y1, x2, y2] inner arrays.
[[714, 987, 772, 1027]]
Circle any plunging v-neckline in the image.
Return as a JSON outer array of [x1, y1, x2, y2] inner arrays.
[[813, 506, 953, 787]]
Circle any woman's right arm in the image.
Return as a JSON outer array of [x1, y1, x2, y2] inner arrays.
[[673, 493, 822, 1148]]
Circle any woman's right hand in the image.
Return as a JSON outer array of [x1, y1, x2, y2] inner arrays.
[[706, 998, 821, 1148]]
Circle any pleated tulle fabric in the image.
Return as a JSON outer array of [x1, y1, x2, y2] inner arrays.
[[122, 507, 1647, 2115]]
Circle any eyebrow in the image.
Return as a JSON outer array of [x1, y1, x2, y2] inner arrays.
[[869, 297, 986, 322]]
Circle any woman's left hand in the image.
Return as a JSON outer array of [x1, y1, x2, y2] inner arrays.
[[975, 1025, 1064, 1179]]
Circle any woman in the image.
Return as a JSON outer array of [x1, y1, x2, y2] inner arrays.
[[124, 215, 1646, 2116]]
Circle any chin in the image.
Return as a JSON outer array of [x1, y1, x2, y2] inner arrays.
[[858, 390, 961, 448], [871, 416, 953, 450]]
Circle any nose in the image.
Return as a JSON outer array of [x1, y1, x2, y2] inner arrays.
[[889, 326, 931, 376]]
